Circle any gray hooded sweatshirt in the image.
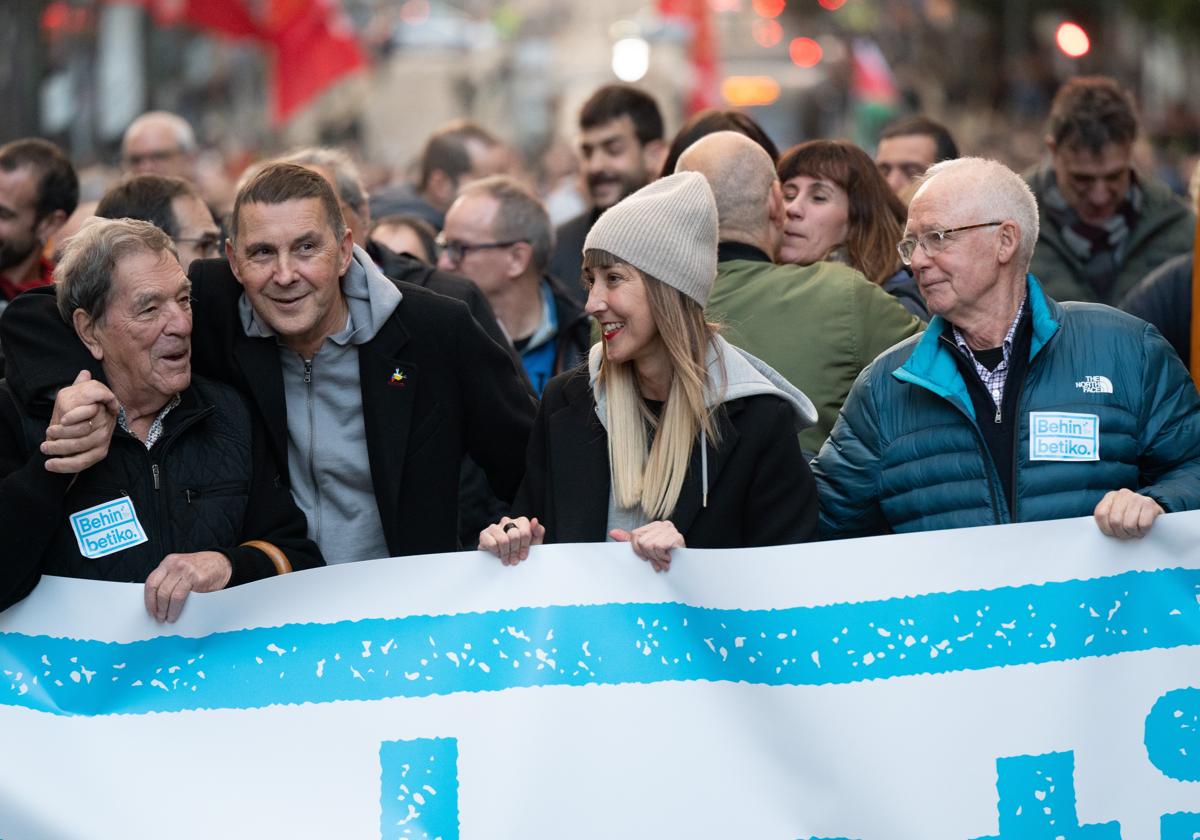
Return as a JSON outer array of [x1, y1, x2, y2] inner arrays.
[[588, 334, 817, 536], [240, 245, 401, 564]]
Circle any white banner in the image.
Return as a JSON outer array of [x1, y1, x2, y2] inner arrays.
[[2, 513, 1199, 839]]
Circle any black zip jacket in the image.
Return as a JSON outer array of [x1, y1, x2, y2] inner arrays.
[[0, 377, 322, 611]]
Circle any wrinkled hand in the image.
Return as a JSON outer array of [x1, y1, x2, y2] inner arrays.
[[610, 520, 685, 572], [478, 516, 545, 566], [41, 370, 119, 474], [1093, 489, 1163, 540], [143, 551, 233, 623]]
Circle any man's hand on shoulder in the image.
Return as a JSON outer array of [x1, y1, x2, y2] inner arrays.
[[143, 551, 233, 623], [42, 370, 119, 474], [1093, 488, 1163, 540]]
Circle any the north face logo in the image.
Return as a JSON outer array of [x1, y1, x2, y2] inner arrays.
[[1075, 375, 1114, 394]]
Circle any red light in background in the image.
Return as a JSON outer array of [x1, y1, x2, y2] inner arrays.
[[789, 36, 823, 67], [752, 18, 783, 48], [40, 1, 88, 33], [41, 1, 69, 30], [708, 0, 742, 12], [1055, 22, 1090, 57], [752, 0, 786, 19], [817, 0, 846, 9]]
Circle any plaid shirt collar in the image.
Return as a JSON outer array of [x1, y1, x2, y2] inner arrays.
[[118, 393, 181, 450], [951, 296, 1026, 410]]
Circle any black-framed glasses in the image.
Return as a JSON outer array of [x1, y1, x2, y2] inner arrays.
[[897, 221, 1003, 266], [175, 234, 223, 257], [122, 148, 185, 168], [434, 236, 525, 264]]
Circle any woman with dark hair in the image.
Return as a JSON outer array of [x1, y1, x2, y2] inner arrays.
[[660, 109, 779, 177], [776, 140, 928, 319], [478, 173, 818, 570]]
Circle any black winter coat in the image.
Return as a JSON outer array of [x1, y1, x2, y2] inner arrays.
[[513, 365, 819, 547], [0, 377, 322, 611], [1, 260, 536, 560]]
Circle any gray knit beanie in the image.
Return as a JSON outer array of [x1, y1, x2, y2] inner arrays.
[[583, 171, 719, 306]]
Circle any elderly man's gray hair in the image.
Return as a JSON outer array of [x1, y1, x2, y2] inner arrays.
[[54, 217, 178, 323], [921, 157, 1040, 272], [278, 147, 368, 216], [459, 175, 554, 273], [123, 111, 197, 155]]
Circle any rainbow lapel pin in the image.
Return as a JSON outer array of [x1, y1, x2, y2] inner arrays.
[[389, 368, 407, 388]]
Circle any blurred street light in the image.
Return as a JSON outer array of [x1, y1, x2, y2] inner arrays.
[[721, 75, 780, 106], [612, 36, 650, 81], [1055, 21, 1090, 58], [789, 36, 823, 68], [752, 0, 785, 19], [752, 18, 783, 48]]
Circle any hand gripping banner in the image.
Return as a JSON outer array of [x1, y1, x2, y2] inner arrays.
[[1, 513, 1198, 838]]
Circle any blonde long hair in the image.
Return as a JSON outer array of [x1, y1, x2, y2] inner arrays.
[[584, 249, 721, 520]]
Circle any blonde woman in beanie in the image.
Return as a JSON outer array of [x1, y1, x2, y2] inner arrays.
[[478, 172, 820, 571]]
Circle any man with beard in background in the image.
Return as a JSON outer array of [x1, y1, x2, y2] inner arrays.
[[0, 139, 78, 315], [547, 85, 667, 299]]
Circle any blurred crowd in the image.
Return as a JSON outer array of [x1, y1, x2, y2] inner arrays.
[[0, 73, 1198, 623]]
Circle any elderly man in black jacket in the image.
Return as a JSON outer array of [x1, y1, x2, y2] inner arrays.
[[3, 164, 535, 565], [0, 218, 321, 622]]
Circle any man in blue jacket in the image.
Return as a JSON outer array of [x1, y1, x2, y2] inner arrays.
[[811, 157, 1200, 540]]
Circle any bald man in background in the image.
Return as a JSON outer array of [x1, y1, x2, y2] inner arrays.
[[677, 131, 923, 454]]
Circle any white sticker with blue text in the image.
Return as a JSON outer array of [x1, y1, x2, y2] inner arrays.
[[69, 496, 149, 559], [1029, 412, 1099, 462]]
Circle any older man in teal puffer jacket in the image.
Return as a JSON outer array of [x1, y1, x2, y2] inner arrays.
[[811, 157, 1200, 540]]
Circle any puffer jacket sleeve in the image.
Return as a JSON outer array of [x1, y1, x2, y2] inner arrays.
[[810, 366, 890, 539], [1134, 322, 1200, 512]]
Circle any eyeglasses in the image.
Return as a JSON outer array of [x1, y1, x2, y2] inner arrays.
[[897, 221, 1003, 266], [175, 234, 223, 257], [434, 236, 525, 264], [122, 148, 185, 168]]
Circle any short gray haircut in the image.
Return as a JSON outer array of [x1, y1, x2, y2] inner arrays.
[[676, 131, 778, 241], [919, 157, 1040, 272], [122, 111, 197, 155], [55, 217, 178, 323], [459, 175, 553, 273], [278, 147, 368, 217]]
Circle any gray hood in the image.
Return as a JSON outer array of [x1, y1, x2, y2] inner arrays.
[[588, 334, 815, 512], [587, 334, 816, 432]]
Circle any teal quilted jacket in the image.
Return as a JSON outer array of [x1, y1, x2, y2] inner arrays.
[[811, 275, 1200, 538]]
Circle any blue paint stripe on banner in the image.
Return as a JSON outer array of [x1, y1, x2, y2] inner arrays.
[[379, 737, 459, 840], [1, 567, 1197, 717]]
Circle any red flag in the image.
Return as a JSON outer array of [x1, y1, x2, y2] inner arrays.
[[267, 0, 367, 126], [102, 0, 263, 39], [150, 0, 263, 39], [657, 0, 720, 116], [101, 0, 366, 125]]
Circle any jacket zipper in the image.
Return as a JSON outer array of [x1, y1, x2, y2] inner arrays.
[[303, 356, 321, 544], [932, 337, 1004, 524], [144, 405, 215, 557], [1008, 328, 1055, 523]]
